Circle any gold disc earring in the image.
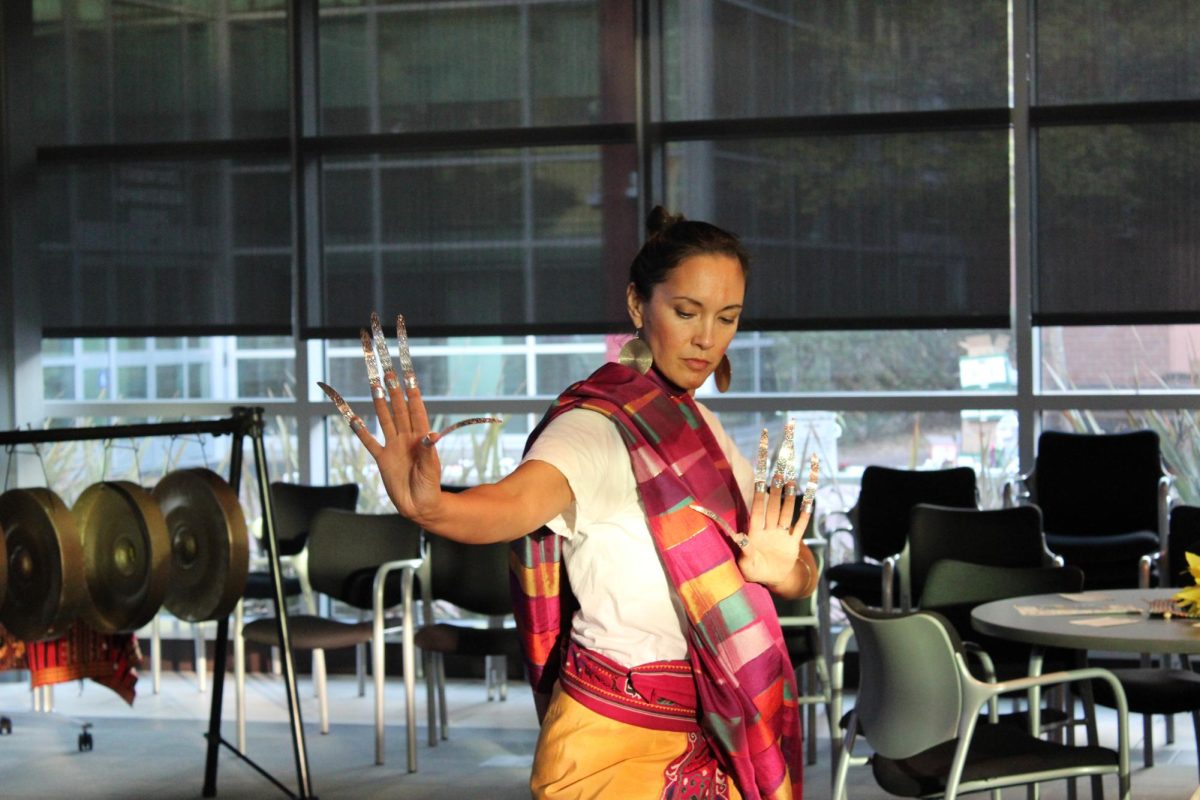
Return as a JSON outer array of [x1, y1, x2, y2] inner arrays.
[[617, 333, 653, 375], [715, 354, 732, 393]]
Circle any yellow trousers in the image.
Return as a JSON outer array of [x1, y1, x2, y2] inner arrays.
[[530, 685, 743, 800]]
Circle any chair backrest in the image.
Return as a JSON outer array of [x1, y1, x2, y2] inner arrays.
[[853, 465, 978, 560], [902, 503, 1048, 608], [917, 561, 1085, 658], [841, 597, 964, 760], [919, 560, 1085, 610], [1032, 430, 1162, 537], [269, 482, 359, 557], [425, 535, 515, 617], [306, 508, 423, 607], [1167, 504, 1200, 587]]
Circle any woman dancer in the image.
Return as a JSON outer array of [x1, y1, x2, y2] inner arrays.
[[320, 207, 818, 799]]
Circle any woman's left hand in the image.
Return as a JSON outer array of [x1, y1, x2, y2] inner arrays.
[[731, 479, 818, 599]]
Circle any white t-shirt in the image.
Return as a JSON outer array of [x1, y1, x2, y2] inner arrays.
[[522, 404, 753, 669]]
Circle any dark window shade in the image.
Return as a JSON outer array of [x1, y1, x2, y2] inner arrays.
[[39, 160, 293, 338], [1036, 0, 1200, 105], [311, 145, 637, 338], [1035, 123, 1200, 326], [318, 0, 628, 136], [665, 131, 1010, 330], [663, 0, 1007, 120], [32, 4, 289, 147]]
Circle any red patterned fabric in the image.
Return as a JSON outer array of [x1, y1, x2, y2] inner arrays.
[[25, 620, 141, 705], [0, 623, 25, 672]]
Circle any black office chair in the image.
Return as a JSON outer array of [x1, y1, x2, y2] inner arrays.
[[415, 535, 521, 747], [233, 482, 358, 751], [898, 503, 1059, 611], [833, 597, 1130, 800], [825, 465, 978, 611], [1006, 430, 1170, 590], [1089, 503, 1200, 775], [241, 509, 424, 771]]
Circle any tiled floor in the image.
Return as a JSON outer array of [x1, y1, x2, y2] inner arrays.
[[0, 666, 1196, 799]]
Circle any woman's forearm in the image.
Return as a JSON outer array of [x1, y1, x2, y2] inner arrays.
[[413, 459, 573, 544]]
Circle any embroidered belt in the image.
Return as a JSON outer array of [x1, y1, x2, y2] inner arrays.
[[559, 639, 702, 733]]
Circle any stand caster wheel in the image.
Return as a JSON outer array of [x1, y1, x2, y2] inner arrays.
[[78, 723, 93, 751]]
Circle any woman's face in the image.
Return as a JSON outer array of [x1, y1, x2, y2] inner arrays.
[[627, 253, 745, 394]]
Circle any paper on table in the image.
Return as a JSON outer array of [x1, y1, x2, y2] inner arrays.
[[1059, 592, 1113, 602], [1014, 604, 1142, 617], [1070, 616, 1142, 627]]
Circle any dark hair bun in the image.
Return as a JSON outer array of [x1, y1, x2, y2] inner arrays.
[[646, 205, 685, 237]]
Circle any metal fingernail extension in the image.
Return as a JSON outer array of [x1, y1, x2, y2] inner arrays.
[[396, 314, 417, 390], [801, 454, 820, 513], [690, 503, 745, 547], [317, 382, 365, 432], [360, 328, 385, 399], [771, 420, 796, 488], [754, 427, 769, 494], [420, 416, 503, 448], [370, 311, 400, 390]]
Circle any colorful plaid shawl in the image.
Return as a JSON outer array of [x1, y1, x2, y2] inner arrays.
[[510, 362, 802, 800]]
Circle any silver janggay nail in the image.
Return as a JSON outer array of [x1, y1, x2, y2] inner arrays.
[[360, 329, 385, 399], [317, 382, 366, 432], [369, 311, 393, 376], [780, 420, 797, 483], [754, 428, 770, 487], [396, 314, 416, 385], [771, 420, 796, 488], [690, 503, 745, 547], [801, 454, 820, 512], [419, 416, 503, 448]]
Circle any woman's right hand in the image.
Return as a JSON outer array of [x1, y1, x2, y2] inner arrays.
[[318, 313, 446, 526]]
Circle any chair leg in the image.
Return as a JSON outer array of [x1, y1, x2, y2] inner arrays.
[[437, 653, 448, 741], [425, 650, 439, 746], [373, 628, 386, 766], [804, 660, 818, 766], [317, 648, 330, 735], [194, 622, 207, 693], [151, 615, 162, 695], [1143, 712, 1154, 768], [498, 654, 508, 701], [234, 599, 247, 753], [1191, 710, 1200, 785]]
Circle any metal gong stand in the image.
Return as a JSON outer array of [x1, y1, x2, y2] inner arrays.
[[0, 406, 317, 799]]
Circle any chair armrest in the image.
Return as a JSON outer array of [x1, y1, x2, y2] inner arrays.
[[881, 554, 898, 612], [961, 642, 1000, 722], [948, 665, 1130, 798], [1139, 550, 1163, 589], [1002, 472, 1031, 508], [980, 666, 1129, 711], [962, 641, 998, 684], [829, 626, 855, 733], [372, 558, 425, 621], [1158, 475, 1172, 550]]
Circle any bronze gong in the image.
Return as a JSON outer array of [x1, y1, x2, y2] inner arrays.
[[0, 488, 86, 641], [73, 481, 170, 634], [152, 468, 249, 622]]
